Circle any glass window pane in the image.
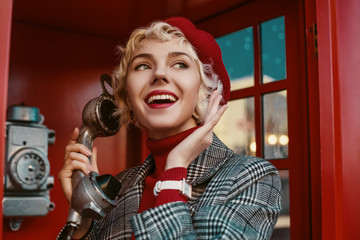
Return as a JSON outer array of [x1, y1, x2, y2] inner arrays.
[[261, 16, 286, 83], [262, 90, 288, 159], [216, 27, 254, 90], [271, 169, 290, 240], [214, 97, 255, 156]]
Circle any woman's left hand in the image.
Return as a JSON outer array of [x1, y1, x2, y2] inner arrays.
[[165, 90, 228, 170]]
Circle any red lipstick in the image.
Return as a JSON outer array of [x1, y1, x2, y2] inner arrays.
[[145, 90, 178, 109]]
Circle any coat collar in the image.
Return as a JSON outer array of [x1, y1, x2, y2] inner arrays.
[[187, 134, 234, 185]]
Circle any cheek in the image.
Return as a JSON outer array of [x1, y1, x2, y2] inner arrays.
[[125, 84, 134, 103], [186, 76, 201, 101], [125, 84, 139, 113], [126, 71, 148, 98], [182, 83, 201, 115], [126, 74, 140, 98]]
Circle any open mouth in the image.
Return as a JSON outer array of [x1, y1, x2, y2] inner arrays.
[[147, 94, 177, 104], [145, 91, 178, 108]]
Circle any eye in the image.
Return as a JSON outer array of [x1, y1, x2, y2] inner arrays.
[[173, 62, 189, 69], [135, 64, 151, 70]]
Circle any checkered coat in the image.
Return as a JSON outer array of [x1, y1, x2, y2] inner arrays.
[[82, 135, 281, 239]]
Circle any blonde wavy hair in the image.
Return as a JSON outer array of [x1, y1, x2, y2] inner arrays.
[[112, 21, 223, 126]]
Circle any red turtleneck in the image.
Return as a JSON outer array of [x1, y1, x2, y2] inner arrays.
[[137, 126, 200, 213]]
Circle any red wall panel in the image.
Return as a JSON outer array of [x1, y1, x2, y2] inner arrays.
[[0, 0, 13, 239], [335, 0, 360, 239], [4, 22, 126, 239]]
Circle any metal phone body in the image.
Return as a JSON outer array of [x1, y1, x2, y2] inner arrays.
[[3, 105, 55, 231]]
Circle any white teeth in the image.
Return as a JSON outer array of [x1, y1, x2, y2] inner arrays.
[[147, 94, 176, 104]]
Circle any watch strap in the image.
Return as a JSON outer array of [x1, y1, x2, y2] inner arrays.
[[153, 178, 192, 199]]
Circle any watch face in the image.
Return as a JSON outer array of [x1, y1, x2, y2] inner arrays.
[[10, 148, 50, 190], [181, 180, 192, 199]]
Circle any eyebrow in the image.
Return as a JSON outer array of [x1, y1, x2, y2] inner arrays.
[[168, 51, 192, 60], [130, 53, 153, 64], [130, 51, 192, 64]]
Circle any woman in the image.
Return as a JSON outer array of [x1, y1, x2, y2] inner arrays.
[[58, 17, 281, 239]]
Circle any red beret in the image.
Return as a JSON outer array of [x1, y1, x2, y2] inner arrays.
[[164, 17, 231, 103]]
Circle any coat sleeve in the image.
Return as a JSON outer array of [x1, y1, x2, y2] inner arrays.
[[130, 159, 282, 240]]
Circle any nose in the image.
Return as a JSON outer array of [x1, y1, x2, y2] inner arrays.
[[152, 64, 169, 85]]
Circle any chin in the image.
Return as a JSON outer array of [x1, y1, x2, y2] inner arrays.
[[143, 119, 195, 138], [147, 121, 180, 132]]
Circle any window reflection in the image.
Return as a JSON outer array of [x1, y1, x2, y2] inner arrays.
[[214, 97, 255, 156], [216, 27, 254, 90], [261, 16, 287, 83], [263, 90, 288, 159]]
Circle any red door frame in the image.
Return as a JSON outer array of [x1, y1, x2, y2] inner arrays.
[[316, 0, 360, 239], [304, 0, 322, 239], [0, 0, 13, 238]]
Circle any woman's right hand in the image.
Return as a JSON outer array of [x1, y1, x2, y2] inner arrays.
[[165, 90, 228, 170], [58, 127, 99, 204]]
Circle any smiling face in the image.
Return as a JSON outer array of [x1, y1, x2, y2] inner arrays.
[[126, 37, 201, 139]]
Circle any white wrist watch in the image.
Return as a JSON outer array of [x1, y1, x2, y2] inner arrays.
[[153, 178, 192, 199]]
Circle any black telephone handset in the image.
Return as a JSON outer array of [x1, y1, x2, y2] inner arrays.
[[57, 74, 122, 240]]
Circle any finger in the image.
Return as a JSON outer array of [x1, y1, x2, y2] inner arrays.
[[202, 104, 228, 133], [209, 104, 228, 126], [205, 90, 219, 116], [204, 93, 223, 123], [58, 160, 92, 202], [90, 146, 99, 173], [70, 160, 92, 175], [60, 159, 92, 183], [64, 128, 81, 160], [68, 127, 80, 145], [66, 151, 92, 166], [64, 143, 92, 162], [67, 143, 92, 156]]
